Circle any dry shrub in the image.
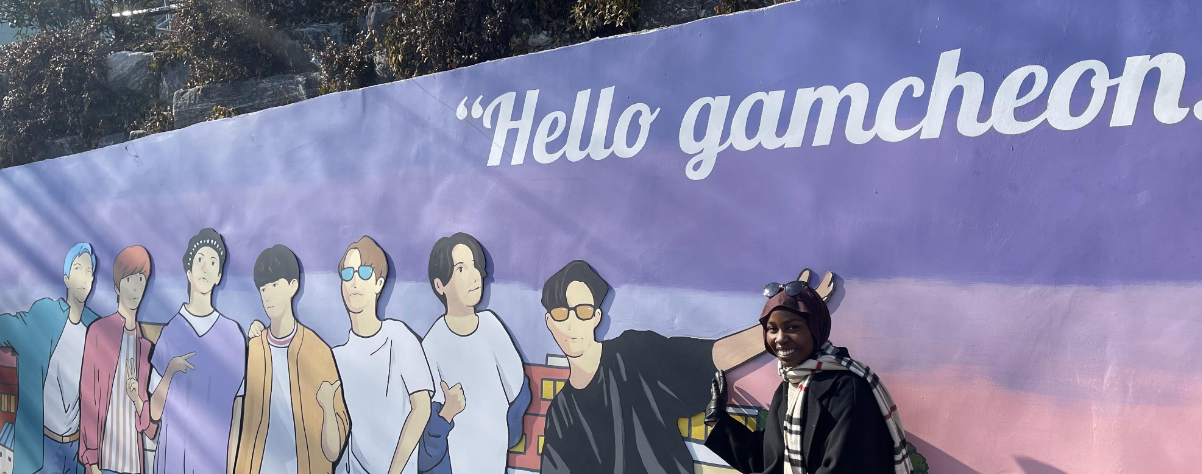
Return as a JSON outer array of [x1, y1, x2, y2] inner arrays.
[[241, 0, 376, 26], [314, 34, 374, 94], [569, 0, 639, 38], [381, 0, 513, 79], [715, 0, 791, 15], [209, 104, 239, 120], [514, 0, 574, 28], [0, 22, 147, 166], [137, 101, 176, 134], [167, 0, 294, 87]]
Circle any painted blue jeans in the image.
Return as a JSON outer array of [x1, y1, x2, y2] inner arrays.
[[34, 435, 79, 474]]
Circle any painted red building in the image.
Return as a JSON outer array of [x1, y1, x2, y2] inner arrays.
[[507, 354, 570, 473], [0, 348, 17, 427]]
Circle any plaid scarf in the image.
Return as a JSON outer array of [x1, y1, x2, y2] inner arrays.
[[778, 341, 912, 474]]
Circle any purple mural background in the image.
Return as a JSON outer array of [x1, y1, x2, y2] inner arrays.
[[2, 0, 1201, 472]]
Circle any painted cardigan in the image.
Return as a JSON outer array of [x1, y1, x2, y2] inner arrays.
[[78, 313, 158, 468], [234, 323, 349, 474]]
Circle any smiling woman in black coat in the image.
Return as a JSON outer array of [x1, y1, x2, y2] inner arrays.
[[702, 281, 907, 474]]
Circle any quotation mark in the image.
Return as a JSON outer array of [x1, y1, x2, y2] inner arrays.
[[456, 96, 485, 120]]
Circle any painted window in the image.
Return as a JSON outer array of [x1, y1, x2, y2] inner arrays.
[[540, 379, 567, 400], [677, 409, 760, 441]]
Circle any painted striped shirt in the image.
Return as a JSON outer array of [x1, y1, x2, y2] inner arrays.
[[101, 329, 142, 474]]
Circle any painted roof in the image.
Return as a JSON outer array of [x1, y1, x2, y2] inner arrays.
[[0, 422, 14, 450]]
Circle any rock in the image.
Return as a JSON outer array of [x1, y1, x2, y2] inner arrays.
[[158, 61, 190, 104], [104, 51, 155, 93], [98, 132, 128, 148], [527, 31, 553, 48], [45, 136, 87, 158], [269, 30, 321, 73], [172, 73, 321, 129], [358, 2, 398, 37], [129, 130, 149, 140], [372, 50, 397, 84], [290, 23, 344, 52], [639, 0, 722, 30]]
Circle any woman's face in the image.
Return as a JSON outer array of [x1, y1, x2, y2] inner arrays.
[[764, 309, 815, 368]]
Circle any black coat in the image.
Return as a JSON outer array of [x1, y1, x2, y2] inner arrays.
[[703, 371, 895, 474]]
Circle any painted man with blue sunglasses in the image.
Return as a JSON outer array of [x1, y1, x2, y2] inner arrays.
[[330, 236, 449, 474]]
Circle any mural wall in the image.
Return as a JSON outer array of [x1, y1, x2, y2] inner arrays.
[[2, 0, 1201, 473]]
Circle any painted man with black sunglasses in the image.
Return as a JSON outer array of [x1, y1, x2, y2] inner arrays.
[[538, 260, 765, 474]]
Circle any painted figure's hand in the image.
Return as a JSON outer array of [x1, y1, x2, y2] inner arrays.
[[440, 381, 466, 421], [124, 362, 143, 411], [167, 352, 196, 376], [248, 320, 266, 338], [90, 464, 102, 474], [705, 370, 727, 426], [317, 380, 341, 412]]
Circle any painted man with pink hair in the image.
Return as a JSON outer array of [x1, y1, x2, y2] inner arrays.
[[79, 245, 158, 474]]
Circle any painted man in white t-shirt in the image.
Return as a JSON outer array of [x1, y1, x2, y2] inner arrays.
[[331, 236, 465, 474], [421, 233, 530, 474]]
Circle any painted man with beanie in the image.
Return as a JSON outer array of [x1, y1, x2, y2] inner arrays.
[[149, 228, 248, 474]]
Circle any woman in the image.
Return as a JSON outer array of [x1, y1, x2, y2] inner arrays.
[[703, 280, 912, 474]]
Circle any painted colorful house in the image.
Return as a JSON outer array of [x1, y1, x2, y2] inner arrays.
[[507, 354, 570, 473], [678, 405, 760, 474], [0, 422, 14, 474], [0, 348, 16, 428]]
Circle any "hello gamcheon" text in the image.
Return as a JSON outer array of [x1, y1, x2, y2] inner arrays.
[[458, 48, 1198, 180]]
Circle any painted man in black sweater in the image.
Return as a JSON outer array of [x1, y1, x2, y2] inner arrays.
[[538, 260, 765, 474]]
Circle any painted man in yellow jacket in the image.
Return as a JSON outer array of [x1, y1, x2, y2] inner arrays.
[[235, 244, 350, 474]]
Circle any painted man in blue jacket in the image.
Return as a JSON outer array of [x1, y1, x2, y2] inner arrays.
[[0, 243, 101, 474]]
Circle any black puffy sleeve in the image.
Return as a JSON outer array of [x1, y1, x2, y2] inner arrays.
[[704, 382, 785, 474]]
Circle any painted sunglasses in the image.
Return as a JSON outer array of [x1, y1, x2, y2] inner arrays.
[[548, 304, 598, 322], [340, 265, 374, 282], [763, 280, 808, 298]]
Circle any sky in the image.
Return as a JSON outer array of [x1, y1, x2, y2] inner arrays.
[[0, 24, 19, 45]]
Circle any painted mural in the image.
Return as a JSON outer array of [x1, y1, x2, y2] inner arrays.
[[2, 0, 1202, 473]]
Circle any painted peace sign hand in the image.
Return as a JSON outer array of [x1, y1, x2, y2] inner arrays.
[[124, 361, 146, 412], [124, 361, 140, 402]]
